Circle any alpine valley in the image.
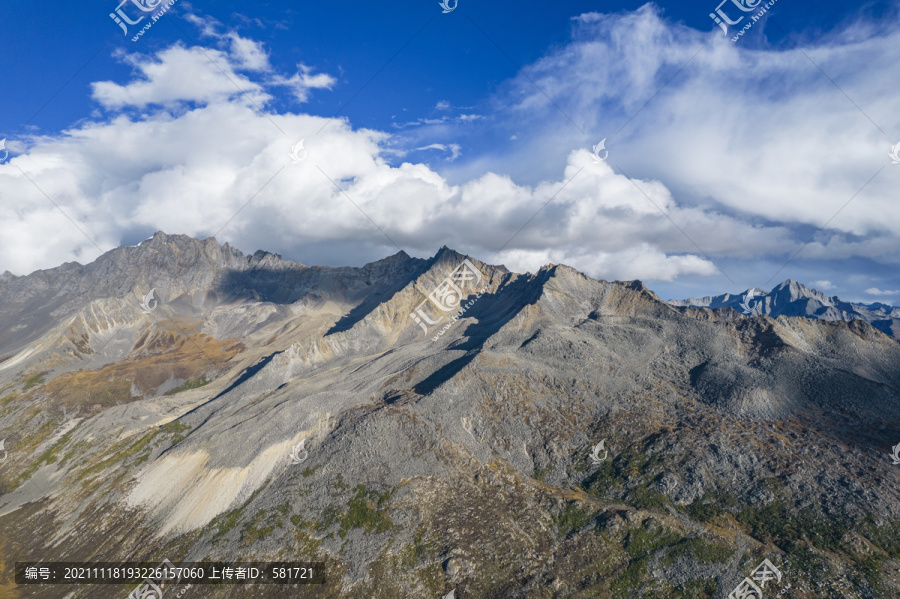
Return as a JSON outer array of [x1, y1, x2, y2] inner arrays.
[[1, 232, 899, 598]]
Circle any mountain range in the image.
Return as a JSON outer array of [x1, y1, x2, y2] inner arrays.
[[671, 280, 899, 341], [0, 232, 898, 598]]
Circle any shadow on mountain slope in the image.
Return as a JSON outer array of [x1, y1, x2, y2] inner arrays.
[[211, 349, 284, 400], [413, 268, 554, 395], [326, 264, 429, 336], [215, 267, 335, 304], [215, 254, 429, 335]]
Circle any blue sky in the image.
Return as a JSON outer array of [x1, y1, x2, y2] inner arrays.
[[1, 0, 899, 303]]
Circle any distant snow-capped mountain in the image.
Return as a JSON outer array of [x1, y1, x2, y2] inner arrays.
[[670, 279, 899, 340]]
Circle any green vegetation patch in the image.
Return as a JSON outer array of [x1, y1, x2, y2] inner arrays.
[[22, 372, 47, 391], [241, 503, 290, 544], [58, 438, 93, 466], [850, 554, 885, 596], [610, 555, 653, 599], [0, 392, 18, 408], [208, 487, 266, 542], [582, 457, 626, 494], [860, 513, 900, 558], [399, 528, 439, 570], [612, 548, 715, 599], [159, 420, 192, 446], [671, 579, 717, 598], [17, 427, 76, 482], [164, 376, 211, 396], [289, 515, 323, 555], [75, 429, 159, 482], [735, 501, 849, 553], [623, 523, 683, 560], [662, 536, 732, 567], [311, 485, 394, 538], [554, 503, 597, 537], [360, 532, 445, 599], [786, 546, 830, 581], [581, 442, 667, 498], [683, 490, 740, 522], [626, 485, 670, 512], [339, 485, 393, 538], [533, 463, 552, 481]]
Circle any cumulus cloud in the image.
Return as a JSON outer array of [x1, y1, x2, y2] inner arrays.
[[224, 33, 271, 72], [0, 100, 780, 283], [495, 244, 718, 282], [1, 5, 898, 300], [482, 4, 900, 242], [865, 288, 900, 297], [91, 44, 271, 109], [91, 26, 333, 111]]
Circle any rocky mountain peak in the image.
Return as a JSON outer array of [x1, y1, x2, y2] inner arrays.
[[672, 279, 899, 340], [431, 245, 470, 267], [770, 279, 829, 303]]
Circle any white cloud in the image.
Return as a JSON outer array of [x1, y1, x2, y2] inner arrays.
[[476, 4, 900, 245], [225, 33, 271, 72], [392, 114, 482, 130], [2, 6, 899, 299], [91, 28, 334, 111], [813, 280, 836, 291], [496, 244, 718, 282], [270, 64, 336, 103], [865, 288, 900, 297], [0, 103, 774, 283], [416, 143, 462, 161], [91, 44, 270, 109]]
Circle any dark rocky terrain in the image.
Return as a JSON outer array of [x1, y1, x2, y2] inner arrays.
[[1, 232, 899, 598]]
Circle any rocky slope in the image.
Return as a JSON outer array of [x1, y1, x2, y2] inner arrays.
[[671, 280, 900, 341], [1, 232, 899, 598]]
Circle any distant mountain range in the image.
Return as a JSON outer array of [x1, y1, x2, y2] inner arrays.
[[1, 232, 899, 598], [671, 279, 899, 340]]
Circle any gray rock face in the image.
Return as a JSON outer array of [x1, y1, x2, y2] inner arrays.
[[0, 233, 898, 598], [671, 279, 900, 340]]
